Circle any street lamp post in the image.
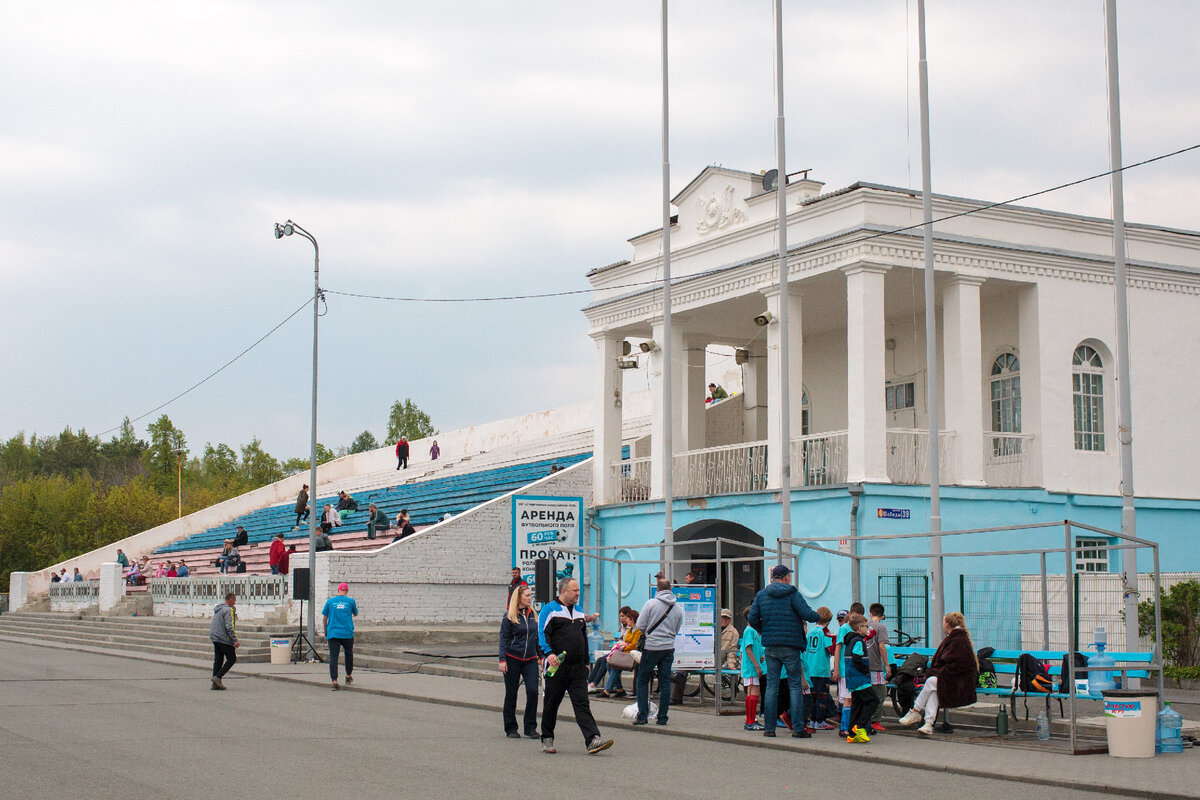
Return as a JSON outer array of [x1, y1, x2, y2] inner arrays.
[[274, 219, 320, 661], [171, 447, 185, 518]]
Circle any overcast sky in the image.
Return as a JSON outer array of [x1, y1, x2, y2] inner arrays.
[[3, 1, 1197, 461]]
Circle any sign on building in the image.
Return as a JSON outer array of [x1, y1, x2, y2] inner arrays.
[[512, 495, 583, 602]]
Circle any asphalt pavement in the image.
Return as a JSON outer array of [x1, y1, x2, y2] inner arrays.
[[0, 640, 1195, 800]]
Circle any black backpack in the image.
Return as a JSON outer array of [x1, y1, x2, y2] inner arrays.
[[977, 646, 998, 688], [1058, 652, 1089, 693], [1015, 653, 1054, 693]]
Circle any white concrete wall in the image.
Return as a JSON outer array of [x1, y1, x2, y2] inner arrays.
[[8, 572, 29, 612], [314, 461, 593, 624]]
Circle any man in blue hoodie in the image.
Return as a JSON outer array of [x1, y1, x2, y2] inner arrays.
[[747, 564, 820, 739]]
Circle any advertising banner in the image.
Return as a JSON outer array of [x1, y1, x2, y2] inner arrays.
[[512, 495, 583, 602]]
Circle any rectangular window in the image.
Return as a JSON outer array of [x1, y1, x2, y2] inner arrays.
[[886, 382, 915, 412], [1075, 537, 1110, 573], [1073, 372, 1105, 451]]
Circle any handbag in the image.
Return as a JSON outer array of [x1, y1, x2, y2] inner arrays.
[[608, 650, 637, 671]]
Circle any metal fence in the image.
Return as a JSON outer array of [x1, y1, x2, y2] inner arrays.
[[877, 570, 929, 645], [961, 574, 1023, 650], [982, 433, 1039, 487], [607, 457, 651, 503], [790, 431, 848, 487]]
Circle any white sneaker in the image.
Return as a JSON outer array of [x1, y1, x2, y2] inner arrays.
[[898, 710, 923, 726], [917, 722, 934, 735]]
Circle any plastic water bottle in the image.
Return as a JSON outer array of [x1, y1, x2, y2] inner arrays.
[[1157, 703, 1184, 754], [545, 651, 568, 677], [1036, 710, 1051, 741]]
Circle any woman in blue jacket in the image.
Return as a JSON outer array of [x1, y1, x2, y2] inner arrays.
[[498, 584, 541, 738]]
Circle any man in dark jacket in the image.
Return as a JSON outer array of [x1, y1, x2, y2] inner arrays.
[[233, 526, 249, 548], [395, 438, 409, 470], [748, 564, 820, 739], [536, 578, 612, 756], [210, 592, 239, 690], [365, 503, 389, 540]]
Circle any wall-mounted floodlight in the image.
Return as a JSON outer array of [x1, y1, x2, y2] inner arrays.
[[639, 340, 659, 353], [274, 221, 295, 239], [616, 357, 640, 370], [735, 348, 750, 365], [621, 341, 632, 356], [753, 311, 776, 327]]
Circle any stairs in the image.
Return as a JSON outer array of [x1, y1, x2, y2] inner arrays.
[[0, 611, 295, 663]]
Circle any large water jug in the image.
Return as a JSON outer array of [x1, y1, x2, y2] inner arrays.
[[1088, 626, 1117, 692], [587, 623, 604, 656], [1157, 703, 1184, 755]]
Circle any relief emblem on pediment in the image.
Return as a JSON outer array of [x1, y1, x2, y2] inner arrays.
[[696, 184, 748, 234]]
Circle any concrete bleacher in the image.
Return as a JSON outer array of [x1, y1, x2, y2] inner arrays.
[[152, 452, 592, 561]]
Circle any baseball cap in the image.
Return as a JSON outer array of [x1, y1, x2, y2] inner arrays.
[[836, 608, 849, 619], [720, 608, 733, 618], [770, 564, 792, 579], [337, 582, 349, 592]]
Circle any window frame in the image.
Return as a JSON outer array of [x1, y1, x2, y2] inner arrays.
[[1074, 537, 1110, 573], [1072, 344, 1106, 452]]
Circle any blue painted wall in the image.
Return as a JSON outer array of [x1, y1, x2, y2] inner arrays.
[[587, 485, 1200, 637]]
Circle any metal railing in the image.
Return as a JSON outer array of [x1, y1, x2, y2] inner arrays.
[[149, 575, 289, 607], [672, 440, 767, 497], [49, 580, 99, 611], [886, 428, 956, 485], [790, 430, 848, 486], [608, 457, 651, 504], [984, 432, 1038, 487]]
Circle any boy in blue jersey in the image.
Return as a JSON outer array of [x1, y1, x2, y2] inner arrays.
[[322, 582, 358, 691], [802, 606, 835, 730], [842, 613, 879, 743]]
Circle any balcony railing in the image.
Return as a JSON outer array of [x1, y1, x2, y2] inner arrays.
[[887, 429, 956, 485], [790, 431, 848, 487], [608, 457, 651, 504], [673, 440, 768, 497], [983, 433, 1038, 487]]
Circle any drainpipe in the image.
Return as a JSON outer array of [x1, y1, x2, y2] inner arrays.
[[848, 483, 863, 603]]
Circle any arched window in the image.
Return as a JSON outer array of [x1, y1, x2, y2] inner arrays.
[[990, 353, 1021, 456], [801, 388, 810, 436], [1072, 344, 1105, 451]]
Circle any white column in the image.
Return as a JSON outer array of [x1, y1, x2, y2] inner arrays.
[[762, 286, 803, 489], [591, 332, 625, 504], [649, 318, 685, 497], [98, 562, 125, 613], [742, 344, 768, 441], [844, 264, 889, 482], [682, 336, 707, 452], [1017, 285, 1044, 487], [942, 275, 986, 485], [8, 571, 30, 611]]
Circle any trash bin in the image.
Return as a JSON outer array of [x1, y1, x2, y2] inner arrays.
[[269, 637, 292, 665], [1102, 689, 1158, 758]]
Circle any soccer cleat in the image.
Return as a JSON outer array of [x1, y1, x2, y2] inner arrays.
[[898, 709, 923, 726], [918, 722, 934, 735], [845, 733, 855, 743], [869, 722, 886, 733], [852, 726, 871, 743]]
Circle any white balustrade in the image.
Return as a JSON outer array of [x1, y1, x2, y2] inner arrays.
[[150, 575, 289, 618], [608, 457, 651, 504], [672, 441, 768, 497], [983, 433, 1038, 487], [49, 580, 99, 612], [790, 431, 848, 487], [886, 429, 956, 485]]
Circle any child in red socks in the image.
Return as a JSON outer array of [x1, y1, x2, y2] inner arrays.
[[740, 606, 765, 730]]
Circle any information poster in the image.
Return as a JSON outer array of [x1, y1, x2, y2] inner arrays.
[[666, 585, 717, 669], [511, 495, 583, 602]]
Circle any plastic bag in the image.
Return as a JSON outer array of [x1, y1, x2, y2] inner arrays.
[[621, 700, 657, 720]]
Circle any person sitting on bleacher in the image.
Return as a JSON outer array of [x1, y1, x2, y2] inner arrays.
[[392, 509, 415, 541], [321, 504, 342, 533], [336, 491, 359, 521], [177, 560, 190, 577], [125, 561, 142, 586], [365, 503, 389, 540], [315, 531, 334, 552], [166, 562, 178, 578], [233, 526, 249, 548], [215, 541, 241, 574]]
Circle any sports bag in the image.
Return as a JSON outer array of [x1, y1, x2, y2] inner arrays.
[[1015, 652, 1054, 693]]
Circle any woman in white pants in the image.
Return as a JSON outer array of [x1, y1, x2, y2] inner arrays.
[[899, 612, 979, 735]]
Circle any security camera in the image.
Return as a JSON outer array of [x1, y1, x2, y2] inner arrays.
[[753, 311, 776, 327]]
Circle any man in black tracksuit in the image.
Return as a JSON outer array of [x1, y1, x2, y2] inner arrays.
[[537, 578, 613, 755]]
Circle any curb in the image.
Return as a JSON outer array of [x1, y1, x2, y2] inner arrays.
[[3, 635, 1195, 800]]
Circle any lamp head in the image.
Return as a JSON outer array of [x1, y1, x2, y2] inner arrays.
[[753, 311, 776, 327], [639, 339, 659, 353], [273, 221, 295, 239]]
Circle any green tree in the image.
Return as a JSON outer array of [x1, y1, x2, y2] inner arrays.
[[281, 443, 335, 474], [385, 398, 436, 443], [348, 430, 379, 454], [240, 437, 283, 488], [144, 415, 187, 494], [97, 418, 147, 486], [1139, 580, 1200, 666]]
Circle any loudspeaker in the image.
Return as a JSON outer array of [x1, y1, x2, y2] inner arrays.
[[292, 568, 310, 600], [534, 558, 556, 604]]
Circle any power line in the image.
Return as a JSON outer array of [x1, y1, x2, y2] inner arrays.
[[96, 297, 313, 437], [327, 143, 1199, 304]]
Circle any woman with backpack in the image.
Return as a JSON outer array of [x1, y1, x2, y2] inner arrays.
[[898, 612, 979, 735]]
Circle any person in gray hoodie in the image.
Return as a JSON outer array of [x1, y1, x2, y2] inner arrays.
[[633, 576, 684, 725], [210, 592, 239, 690]]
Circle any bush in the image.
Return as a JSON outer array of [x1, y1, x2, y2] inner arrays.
[[1138, 580, 1200, 667], [1165, 665, 1200, 682]]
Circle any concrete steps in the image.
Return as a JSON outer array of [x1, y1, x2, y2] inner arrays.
[[0, 612, 295, 662]]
